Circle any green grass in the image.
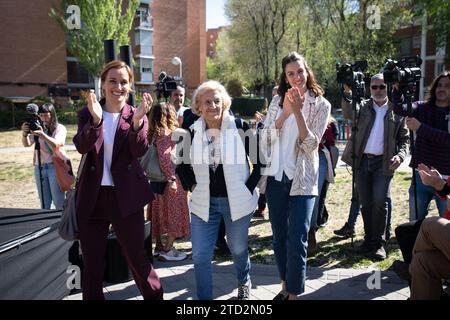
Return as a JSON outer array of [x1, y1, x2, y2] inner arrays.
[[174, 169, 416, 270], [0, 124, 78, 148]]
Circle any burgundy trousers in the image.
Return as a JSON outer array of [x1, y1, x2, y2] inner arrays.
[[78, 186, 163, 300]]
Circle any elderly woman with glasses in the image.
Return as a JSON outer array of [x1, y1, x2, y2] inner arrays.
[[176, 80, 261, 300]]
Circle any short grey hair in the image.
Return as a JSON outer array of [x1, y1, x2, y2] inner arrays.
[[371, 73, 384, 83], [191, 80, 232, 116]]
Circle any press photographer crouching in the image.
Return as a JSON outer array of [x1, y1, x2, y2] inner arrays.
[[389, 70, 450, 221], [21, 103, 67, 210], [341, 74, 409, 260]]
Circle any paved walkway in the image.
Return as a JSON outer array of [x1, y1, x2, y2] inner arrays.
[[65, 259, 410, 300]]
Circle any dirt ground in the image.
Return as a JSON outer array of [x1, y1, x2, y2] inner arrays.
[[0, 150, 82, 208]]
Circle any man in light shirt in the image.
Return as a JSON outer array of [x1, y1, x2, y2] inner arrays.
[[169, 85, 189, 126], [341, 74, 409, 260]]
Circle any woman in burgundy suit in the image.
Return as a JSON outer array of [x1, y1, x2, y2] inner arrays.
[[73, 60, 163, 300]]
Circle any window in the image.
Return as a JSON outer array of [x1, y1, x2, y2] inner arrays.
[[137, 58, 153, 74], [436, 62, 445, 75], [138, 5, 152, 28], [399, 37, 412, 55], [135, 30, 153, 50], [412, 35, 421, 49]]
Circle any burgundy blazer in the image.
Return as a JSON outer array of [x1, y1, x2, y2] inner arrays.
[[73, 104, 153, 219]]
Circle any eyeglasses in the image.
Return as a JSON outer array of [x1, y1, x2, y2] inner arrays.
[[371, 85, 387, 90]]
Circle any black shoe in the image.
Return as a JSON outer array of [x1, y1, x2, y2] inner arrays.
[[334, 222, 355, 238], [391, 260, 411, 281], [273, 291, 289, 300], [347, 241, 373, 255], [253, 209, 265, 219]]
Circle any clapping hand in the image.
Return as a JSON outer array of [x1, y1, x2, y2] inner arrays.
[[286, 87, 305, 117], [255, 111, 266, 123], [87, 90, 103, 126], [133, 92, 153, 130]]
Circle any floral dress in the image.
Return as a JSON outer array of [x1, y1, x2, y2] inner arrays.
[[149, 131, 190, 239]]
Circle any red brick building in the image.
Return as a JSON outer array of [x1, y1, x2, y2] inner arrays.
[[206, 26, 226, 58], [0, 0, 206, 106], [393, 18, 449, 100]]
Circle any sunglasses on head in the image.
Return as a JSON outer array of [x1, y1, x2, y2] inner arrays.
[[371, 85, 386, 90]]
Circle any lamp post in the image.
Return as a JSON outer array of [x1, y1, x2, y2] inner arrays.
[[171, 56, 182, 81]]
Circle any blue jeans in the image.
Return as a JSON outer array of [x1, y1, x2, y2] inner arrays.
[[356, 155, 392, 247], [311, 150, 328, 230], [409, 173, 447, 221], [191, 197, 251, 300], [34, 163, 65, 210], [266, 174, 315, 295]]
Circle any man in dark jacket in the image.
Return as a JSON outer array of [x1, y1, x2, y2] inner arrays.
[[341, 74, 409, 260]]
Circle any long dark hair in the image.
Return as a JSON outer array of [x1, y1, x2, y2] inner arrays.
[[426, 70, 450, 105], [40, 103, 58, 135], [277, 52, 324, 106]]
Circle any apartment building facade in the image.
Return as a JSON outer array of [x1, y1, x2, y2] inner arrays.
[[394, 19, 449, 100], [0, 0, 206, 106]]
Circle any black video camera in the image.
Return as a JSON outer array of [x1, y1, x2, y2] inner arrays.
[[155, 72, 178, 100], [336, 60, 368, 86], [25, 103, 43, 131], [383, 56, 422, 86]]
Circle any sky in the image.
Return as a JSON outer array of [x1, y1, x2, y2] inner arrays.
[[206, 0, 230, 29]]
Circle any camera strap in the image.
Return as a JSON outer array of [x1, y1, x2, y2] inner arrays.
[[43, 141, 54, 157]]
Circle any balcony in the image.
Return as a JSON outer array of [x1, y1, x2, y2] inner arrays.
[[136, 45, 153, 56]]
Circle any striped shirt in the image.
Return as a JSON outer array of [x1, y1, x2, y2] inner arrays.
[[392, 97, 450, 175]]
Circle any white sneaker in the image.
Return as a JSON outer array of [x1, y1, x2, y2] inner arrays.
[[158, 248, 187, 261]]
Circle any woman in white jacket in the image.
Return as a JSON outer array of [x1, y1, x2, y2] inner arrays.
[[177, 80, 261, 300], [261, 52, 330, 300]]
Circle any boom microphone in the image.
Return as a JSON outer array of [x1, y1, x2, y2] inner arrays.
[[26, 103, 39, 115]]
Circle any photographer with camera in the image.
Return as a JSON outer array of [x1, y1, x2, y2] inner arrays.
[[156, 72, 190, 126], [21, 103, 66, 210], [390, 71, 450, 221], [341, 74, 409, 260]]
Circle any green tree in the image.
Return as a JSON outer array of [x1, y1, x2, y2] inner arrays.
[[50, 0, 139, 94], [221, 0, 412, 105], [206, 57, 221, 81]]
